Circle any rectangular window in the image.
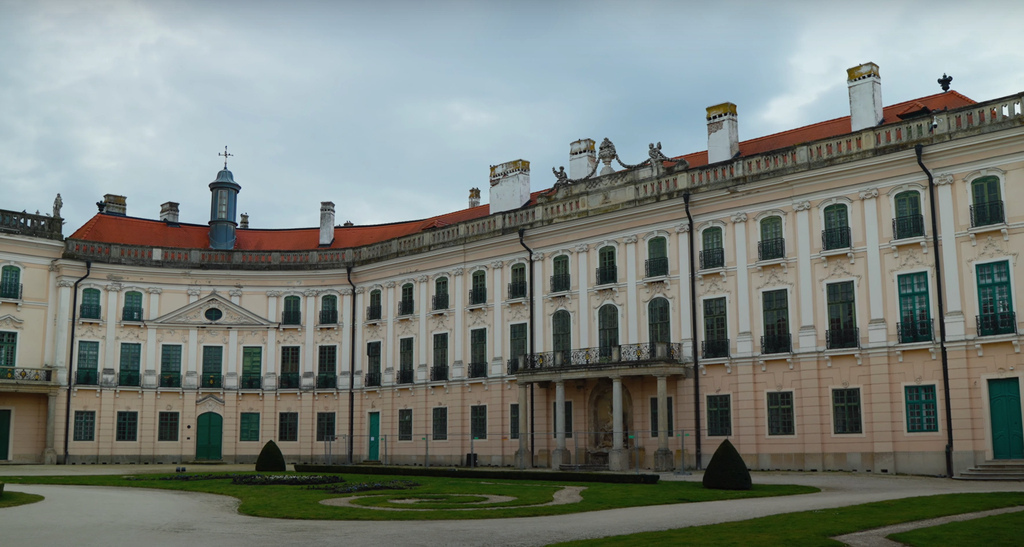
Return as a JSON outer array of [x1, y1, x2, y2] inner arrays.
[[510, 323, 527, 360], [433, 333, 448, 366], [470, 405, 487, 440], [703, 297, 728, 358], [240, 412, 260, 442], [762, 289, 790, 353], [767, 392, 794, 436], [241, 347, 262, 389], [906, 385, 938, 433], [279, 412, 299, 442], [280, 346, 300, 388], [161, 344, 182, 379], [469, 328, 487, 378], [118, 343, 141, 386], [201, 346, 223, 388], [707, 394, 731, 437], [316, 412, 336, 442], [826, 281, 858, 349], [832, 388, 862, 434], [898, 272, 932, 343], [318, 345, 337, 376], [398, 409, 413, 441], [76, 340, 100, 385], [399, 337, 413, 370], [158, 412, 179, 442], [552, 401, 574, 438], [0, 331, 15, 367], [649, 397, 673, 437], [116, 411, 138, 441], [367, 341, 381, 374], [73, 410, 95, 441], [510, 403, 520, 440], [977, 261, 1015, 336], [432, 407, 447, 441]]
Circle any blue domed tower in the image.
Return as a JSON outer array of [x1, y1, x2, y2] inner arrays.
[[208, 147, 241, 250]]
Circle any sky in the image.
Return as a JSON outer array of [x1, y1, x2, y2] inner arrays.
[[3, 0, 1024, 235]]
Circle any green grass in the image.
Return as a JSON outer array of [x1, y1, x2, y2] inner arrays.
[[0, 491, 45, 508], [1, 473, 815, 520], [554, 493, 1024, 546], [889, 508, 1024, 547]]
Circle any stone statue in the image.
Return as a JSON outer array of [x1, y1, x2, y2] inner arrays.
[[552, 166, 569, 184], [648, 142, 670, 163], [53, 193, 63, 218]]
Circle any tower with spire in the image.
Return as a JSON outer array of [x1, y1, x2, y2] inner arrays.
[[208, 146, 241, 250]]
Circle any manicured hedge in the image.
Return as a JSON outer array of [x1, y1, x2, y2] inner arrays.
[[294, 464, 659, 484], [256, 440, 287, 472], [702, 439, 751, 490]]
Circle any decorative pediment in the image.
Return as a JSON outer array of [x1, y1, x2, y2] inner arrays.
[[0, 314, 25, 330], [149, 293, 276, 329]]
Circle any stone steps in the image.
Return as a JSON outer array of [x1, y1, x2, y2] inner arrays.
[[956, 459, 1024, 481]]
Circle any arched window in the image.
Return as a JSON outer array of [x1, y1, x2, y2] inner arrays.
[[646, 237, 668, 277], [80, 288, 101, 319], [470, 270, 487, 305], [758, 216, 784, 260], [552, 310, 571, 355], [368, 289, 382, 320], [597, 246, 617, 285], [399, 283, 414, 315], [509, 263, 527, 299], [282, 295, 301, 325], [320, 294, 338, 324], [598, 304, 619, 358], [433, 277, 449, 310], [893, 191, 924, 239], [122, 291, 143, 321], [822, 203, 851, 250], [0, 266, 20, 299], [551, 255, 570, 292], [701, 227, 724, 269], [971, 176, 1003, 227], [648, 298, 670, 344]]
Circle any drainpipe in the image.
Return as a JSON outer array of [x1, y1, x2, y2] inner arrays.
[[518, 228, 535, 467], [916, 144, 954, 478], [61, 261, 91, 464], [347, 264, 357, 464], [683, 192, 702, 469]]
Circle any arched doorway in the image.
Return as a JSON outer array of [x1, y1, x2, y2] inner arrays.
[[196, 412, 223, 460]]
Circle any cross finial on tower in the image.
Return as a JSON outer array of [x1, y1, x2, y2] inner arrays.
[[219, 146, 234, 169]]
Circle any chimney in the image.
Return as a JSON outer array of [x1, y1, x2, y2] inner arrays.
[[848, 62, 883, 132], [343, 220, 354, 227], [239, 213, 249, 229], [569, 139, 597, 179], [159, 202, 179, 223], [103, 194, 127, 216], [468, 188, 481, 208], [488, 160, 531, 214], [319, 201, 335, 246], [706, 103, 739, 164]]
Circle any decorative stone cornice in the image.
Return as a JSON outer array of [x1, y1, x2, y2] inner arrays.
[[490, 260, 504, 269], [623, 235, 638, 244], [730, 213, 748, 223], [57, 279, 75, 288], [354, 287, 365, 294], [228, 289, 242, 297], [452, 267, 464, 277], [106, 282, 123, 292], [340, 288, 353, 295], [416, 275, 429, 283], [793, 201, 812, 212], [303, 289, 319, 297], [147, 287, 164, 295], [265, 290, 281, 297], [858, 188, 879, 200], [575, 243, 589, 253], [935, 173, 955, 186], [675, 223, 690, 233], [533, 251, 545, 260]]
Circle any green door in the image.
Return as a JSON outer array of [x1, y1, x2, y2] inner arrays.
[[989, 379, 1024, 459], [0, 409, 10, 460], [196, 412, 223, 460], [368, 412, 380, 461]]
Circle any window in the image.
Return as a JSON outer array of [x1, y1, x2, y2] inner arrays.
[[646, 237, 668, 277], [893, 191, 924, 239], [977, 261, 1015, 336], [398, 409, 413, 441], [432, 407, 447, 440], [282, 295, 301, 325], [279, 412, 298, 442], [553, 401, 574, 438], [970, 176, 1004, 227], [822, 203, 851, 250], [399, 283, 414, 315], [240, 412, 260, 441], [700, 227, 724, 269], [597, 246, 617, 285], [118, 343, 141, 387], [73, 410, 95, 441], [649, 397, 673, 437], [702, 297, 728, 358], [366, 341, 382, 386], [470, 405, 487, 440], [510, 403, 520, 440], [81, 288, 101, 319], [122, 291, 143, 321], [0, 331, 15, 368], [317, 412, 336, 442], [510, 323, 528, 363], [707, 394, 731, 437], [469, 328, 487, 378], [826, 281, 858, 349], [280, 346, 300, 388], [216, 189, 229, 220], [201, 346, 223, 388], [433, 277, 449, 310], [241, 347, 262, 389], [470, 270, 487, 305], [317, 345, 337, 388], [320, 294, 338, 324], [767, 391, 794, 436], [509, 263, 527, 299], [906, 385, 938, 433], [598, 304, 618, 358], [116, 411, 138, 441], [158, 412, 179, 441], [367, 289, 382, 320], [398, 337, 414, 384], [76, 340, 99, 385], [758, 216, 785, 260], [898, 273, 932, 343], [551, 255, 570, 292], [160, 344, 182, 388], [552, 310, 571, 359], [431, 333, 448, 381], [762, 289, 791, 353], [833, 388, 862, 434], [0, 266, 20, 299], [648, 298, 670, 345]]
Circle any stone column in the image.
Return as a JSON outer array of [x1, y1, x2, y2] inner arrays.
[[654, 375, 673, 471], [576, 244, 590, 347], [384, 281, 395, 386], [860, 188, 887, 344], [515, 382, 530, 468], [625, 236, 639, 343], [102, 283, 122, 386], [143, 288, 162, 388], [44, 392, 57, 464], [54, 280, 73, 381], [340, 288, 354, 389], [552, 380, 569, 468], [418, 275, 429, 381], [264, 291, 280, 389], [532, 253, 545, 352], [609, 376, 627, 470], [491, 261, 503, 375], [452, 268, 464, 375], [351, 288, 363, 388], [936, 174, 965, 337], [675, 225, 692, 358], [302, 289, 317, 389], [794, 201, 817, 350], [732, 213, 752, 355]]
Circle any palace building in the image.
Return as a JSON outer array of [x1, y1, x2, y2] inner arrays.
[[2, 63, 1023, 475]]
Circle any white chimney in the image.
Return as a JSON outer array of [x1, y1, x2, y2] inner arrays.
[[468, 188, 481, 208], [103, 194, 127, 216], [569, 139, 597, 179], [848, 62, 883, 132], [160, 202, 179, 223], [239, 213, 249, 229], [706, 103, 739, 164], [488, 160, 531, 214], [319, 201, 335, 246]]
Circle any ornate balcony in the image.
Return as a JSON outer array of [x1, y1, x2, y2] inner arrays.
[[893, 214, 925, 239], [0, 366, 52, 383], [430, 364, 448, 382], [550, 273, 570, 293], [595, 265, 617, 285], [240, 375, 262, 389], [76, 369, 99, 385], [702, 339, 730, 359], [316, 374, 337, 389], [366, 304, 382, 321], [159, 373, 181, 388], [200, 373, 222, 388], [645, 257, 668, 277], [469, 288, 487, 306], [700, 248, 724, 269], [278, 372, 300, 389], [897, 318, 933, 343], [432, 293, 449, 310], [319, 309, 338, 325], [970, 200, 1004, 228], [761, 333, 792, 354], [822, 226, 852, 250], [507, 281, 527, 300], [977, 311, 1016, 337], [397, 368, 414, 384], [826, 327, 859, 349], [758, 238, 785, 261], [364, 371, 381, 387], [468, 361, 488, 378], [510, 342, 683, 375], [398, 299, 414, 316], [122, 307, 143, 322], [117, 370, 140, 387]]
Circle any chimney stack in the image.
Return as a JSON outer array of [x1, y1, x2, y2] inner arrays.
[[488, 160, 531, 214], [319, 201, 335, 246], [848, 62, 883, 132], [160, 202, 179, 223], [240, 213, 249, 229], [706, 103, 739, 164], [468, 188, 481, 208], [569, 139, 597, 179], [103, 194, 127, 216]]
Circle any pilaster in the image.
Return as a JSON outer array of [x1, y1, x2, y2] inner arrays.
[[732, 213, 752, 354], [860, 188, 887, 344]]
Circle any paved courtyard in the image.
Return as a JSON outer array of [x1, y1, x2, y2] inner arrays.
[[1, 465, 1022, 546]]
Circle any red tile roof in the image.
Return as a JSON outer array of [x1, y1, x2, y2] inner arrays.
[[69, 91, 975, 251]]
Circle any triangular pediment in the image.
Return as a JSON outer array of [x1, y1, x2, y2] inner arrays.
[[150, 293, 276, 328]]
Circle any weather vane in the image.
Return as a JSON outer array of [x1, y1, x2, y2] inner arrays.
[[219, 146, 233, 169]]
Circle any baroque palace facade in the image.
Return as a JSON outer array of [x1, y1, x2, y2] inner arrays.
[[2, 63, 1023, 475]]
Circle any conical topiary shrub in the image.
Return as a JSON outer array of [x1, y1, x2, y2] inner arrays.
[[255, 440, 286, 472], [702, 438, 751, 490]]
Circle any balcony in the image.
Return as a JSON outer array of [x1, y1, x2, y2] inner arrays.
[[822, 226, 852, 251], [366, 304, 382, 321], [970, 200, 1004, 228], [75, 369, 99, 385], [645, 257, 669, 277], [319, 309, 338, 325], [595, 265, 617, 286], [468, 361, 488, 378], [508, 281, 527, 300], [826, 327, 859, 350], [897, 318, 933, 343], [761, 333, 792, 354], [364, 371, 381, 387], [430, 364, 448, 382], [432, 293, 449, 311], [758, 238, 785, 261], [278, 372, 300, 389], [122, 307, 143, 322], [80, 303, 102, 320], [0, 366, 52, 383], [240, 375, 262, 389], [550, 273, 571, 293], [397, 368, 414, 384], [281, 310, 302, 326], [159, 373, 181, 388], [977, 311, 1016, 337], [200, 373, 222, 388], [398, 299, 414, 316], [702, 339, 730, 359], [700, 248, 724, 270], [511, 342, 683, 375], [893, 214, 925, 240], [0, 282, 22, 300], [469, 288, 487, 306], [316, 374, 337, 389], [118, 370, 140, 387]]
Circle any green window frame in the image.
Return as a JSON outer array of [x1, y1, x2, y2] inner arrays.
[[552, 310, 571, 353], [119, 343, 141, 386], [400, 283, 414, 314], [279, 412, 299, 442], [122, 290, 143, 321], [510, 263, 527, 289], [977, 261, 1014, 336], [646, 237, 668, 277], [81, 288, 101, 319], [240, 412, 260, 442], [823, 203, 851, 250], [0, 265, 20, 299], [510, 323, 527, 360], [597, 246, 617, 284], [320, 294, 338, 324], [762, 289, 790, 353], [399, 337, 413, 371], [894, 191, 924, 239], [649, 397, 673, 437], [760, 216, 782, 240], [510, 403, 519, 440], [832, 388, 862, 434], [280, 346, 299, 375], [898, 272, 931, 342], [368, 289, 382, 320], [241, 347, 262, 388], [318, 345, 337, 376], [598, 304, 618, 357], [73, 410, 95, 441], [707, 394, 731, 437], [648, 297, 670, 344], [826, 281, 857, 348], [433, 333, 448, 367], [0, 331, 15, 368], [905, 385, 938, 433], [116, 411, 138, 441], [283, 295, 301, 324], [367, 341, 381, 374], [470, 405, 487, 440], [158, 412, 179, 441], [471, 270, 487, 303], [702, 226, 723, 251], [78, 341, 99, 370], [316, 412, 336, 442], [432, 407, 447, 441], [434, 277, 449, 310], [202, 345, 223, 374], [161, 345, 182, 375], [759, 216, 785, 260], [703, 297, 727, 341], [398, 409, 413, 441], [767, 391, 794, 436], [971, 176, 1003, 227], [552, 400, 573, 438], [552, 254, 570, 292], [470, 328, 487, 365]]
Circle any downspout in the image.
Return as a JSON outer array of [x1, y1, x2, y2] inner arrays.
[[61, 260, 91, 464], [916, 144, 954, 478], [346, 264, 357, 464], [518, 228, 535, 467], [683, 192, 702, 469]]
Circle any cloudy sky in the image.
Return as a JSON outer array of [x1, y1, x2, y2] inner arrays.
[[3, 0, 1024, 234]]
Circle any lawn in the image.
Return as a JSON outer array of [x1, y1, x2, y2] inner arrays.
[[889, 507, 1024, 547], [0, 491, 45, 509], [1, 472, 815, 520]]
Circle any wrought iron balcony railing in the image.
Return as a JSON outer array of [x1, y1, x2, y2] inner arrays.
[[117, 370, 140, 387], [159, 373, 181, 388], [319, 309, 338, 324], [550, 274, 571, 293], [80, 303, 101, 320], [700, 248, 724, 269], [758, 238, 785, 261], [702, 339, 730, 359], [970, 200, 1004, 228], [468, 361, 488, 378], [430, 364, 448, 382], [469, 288, 487, 306], [200, 373, 222, 388], [240, 375, 262, 389], [761, 333, 792, 354], [826, 327, 859, 349], [398, 299, 414, 316], [281, 310, 302, 325], [397, 368, 414, 384], [0, 366, 51, 382], [278, 372, 301, 389], [0, 282, 22, 300], [316, 374, 337, 389], [432, 293, 449, 310], [364, 371, 381, 387], [595, 265, 617, 285], [510, 342, 683, 374], [122, 307, 143, 322], [897, 318, 933, 343], [645, 257, 669, 277], [76, 369, 99, 385], [508, 281, 527, 300], [977, 311, 1016, 336], [366, 304, 382, 321], [822, 226, 852, 250], [893, 214, 925, 239]]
